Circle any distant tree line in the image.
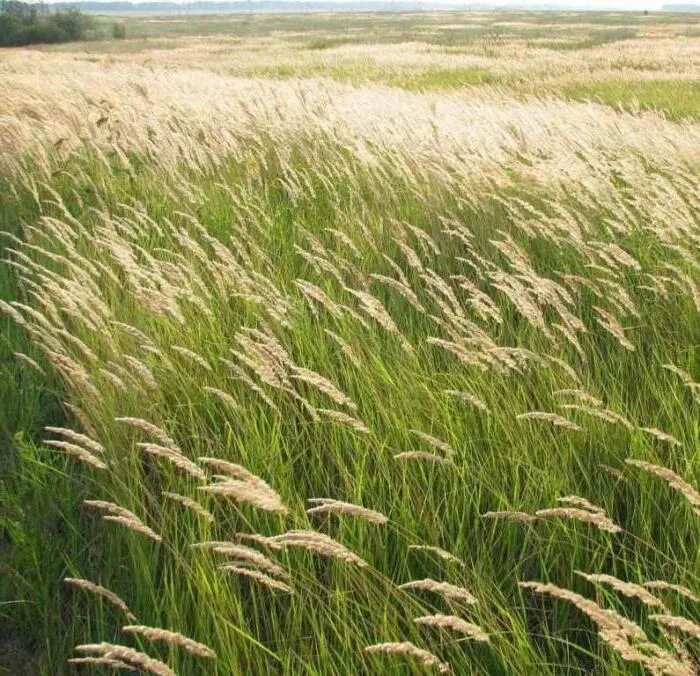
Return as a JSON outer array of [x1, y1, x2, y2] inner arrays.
[[0, 1, 93, 46]]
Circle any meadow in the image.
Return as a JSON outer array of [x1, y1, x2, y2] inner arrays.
[[1, 9, 700, 675]]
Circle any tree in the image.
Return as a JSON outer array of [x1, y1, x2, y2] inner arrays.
[[0, 1, 92, 47]]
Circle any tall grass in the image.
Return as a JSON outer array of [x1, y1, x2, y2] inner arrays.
[[1, 42, 699, 676]]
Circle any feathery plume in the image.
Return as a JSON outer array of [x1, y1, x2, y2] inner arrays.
[[535, 508, 622, 533], [409, 430, 454, 458], [74, 644, 174, 676], [482, 510, 536, 523], [115, 417, 177, 448], [638, 427, 682, 446], [626, 459, 700, 508], [650, 615, 700, 640], [63, 578, 136, 621], [121, 625, 216, 659], [306, 498, 388, 524], [218, 564, 293, 593], [44, 426, 104, 455], [199, 470, 287, 514], [68, 657, 133, 669], [136, 442, 205, 479], [162, 492, 213, 522], [393, 451, 450, 464], [84, 500, 162, 542], [399, 579, 477, 604], [43, 440, 107, 470], [408, 545, 465, 567], [266, 530, 367, 567], [516, 412, 581, 431], [315, 408, 370, 434], [575, 572, 666, 608], [643, 581, 698, 603], [364, 642, 451, 673], [414, 615, 489, 642]]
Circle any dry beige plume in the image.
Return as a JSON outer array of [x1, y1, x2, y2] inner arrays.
[[409, 430, 454, 458], [408, 545, 465, 567], [393, 451, 450, 464], [114, 417, 178, 449], [324, 329, 361, 368], [122, 625, 216, 659], [369, 273, 424, 313], [575, 572, 666, 608], [519, 582, 645, 638], [84, 500, 162, 542], [637, 427, 682, 447], [266, 530, 367, 567], [516, 412, 581, 431], [13, 352, 45, 375], [414, 614, 489, 642], [193, 541, 288, 579], [63, 578, 136, 621], [482, 510, 536, 523], [218, 564, 293, 593], [162, 492, 213, 522], [345, 287, 414, 354], [200, 477, 287, 514], [557, 496, 605, 514], [443, 390, 490, 414], [83, 500, 136, 519], [203, 386, 240, 409], [44, 426, 104, 455], [650, 614, 700, 640], [234, 533, 275, 548], [67, 657, 133, 669], [553, 389, 603, 407], [643, 581, 699, 603], [364, 642, 451, 673], [171, 345, 212, 372], [290, 366, 357, 410], [197, 457, 264, 483], [535, 508, 622, 534], [74, 643, 174, 676], [600, 464, 626, 481], [315, 408, 370, 434], [399, 579, 477, 604], [43, 440, 108, 470], [110, 321, 153, 346], [598, 630, 693, 676], [593, 307, 635, 351], [306, 498, 388, 525], [121, 356, 158, 389], [626, 459, 700, 508], [662, 364, 694, 384], [136, 442, 205, 480], [558, 404, 634, 431]]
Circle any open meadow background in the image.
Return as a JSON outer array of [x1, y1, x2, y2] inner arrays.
[[1, 9, 700, 675]]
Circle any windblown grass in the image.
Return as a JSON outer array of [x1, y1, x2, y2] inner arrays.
[[1, 12, 700, 676]]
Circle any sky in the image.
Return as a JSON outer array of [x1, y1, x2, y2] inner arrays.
[[38, 0, 670, 7]]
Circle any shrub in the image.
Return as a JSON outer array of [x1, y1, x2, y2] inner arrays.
[[112, 23, 126, 40], [0, 1, 91, 47]]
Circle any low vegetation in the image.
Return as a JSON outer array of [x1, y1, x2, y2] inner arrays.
[[1, 10, 699, 676], [0, 1, 92, 47]]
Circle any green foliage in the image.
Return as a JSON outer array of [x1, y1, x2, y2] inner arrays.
[[563, 79, 700, 120], [111, 22, 126, 39], [0, 2, 92, 47]]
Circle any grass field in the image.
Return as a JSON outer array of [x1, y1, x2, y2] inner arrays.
[[1, 9, 700, 676]]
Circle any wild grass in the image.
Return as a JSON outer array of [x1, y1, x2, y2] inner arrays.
[[563, 79, 700, 121], [1, 11, 700, 676]]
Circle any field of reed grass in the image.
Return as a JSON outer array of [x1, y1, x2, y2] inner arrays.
[[1, 10, 699, 675]]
